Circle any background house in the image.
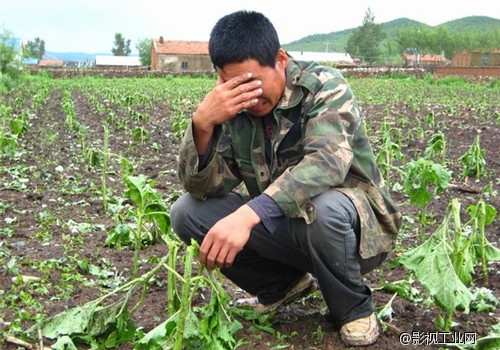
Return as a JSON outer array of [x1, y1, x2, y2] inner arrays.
[[94, 55, 141, 70], [287, 51, 355, 66], [151, 37, 212, 72], [38, 59, 64, 68], [452, 49, 500, 67], [402, 53, 449, 67]]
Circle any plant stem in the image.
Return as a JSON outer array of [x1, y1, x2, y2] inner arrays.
[[132, 214, 143, 279], [96, 254, 168, 306], [174, 245, 195, 350], [101, 123, 109, 212], [167, 239, 180, 316], [477, 201, 489, 285]]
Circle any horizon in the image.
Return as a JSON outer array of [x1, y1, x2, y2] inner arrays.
[[43, 14, 500, 58], [2, 0, 499, 54]]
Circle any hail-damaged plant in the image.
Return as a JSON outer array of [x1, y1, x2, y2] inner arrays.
[[133, 126, 149, 144], [424, 130, 447, 164], [0, 103, 19, 157], [402, 158, 452, 240], [399, 198, 500, 331], [464, 199, 499, 285], [85, 124, 134, 212], [101, 123, 110, 212], [459, 134, 487, 179], [31, 255, 168, 349], [33, 239, 250, 350], [170, 98, 197, 140], [62, 89, 81, 132], [138, 242, 248, 350], [399, 199, 472, 331], [107, 174, 170, 277], [375, 120, 405, 187], [423, 111, 436, 129]]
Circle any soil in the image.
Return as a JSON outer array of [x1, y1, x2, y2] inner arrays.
[[0, 77, 499, 350]]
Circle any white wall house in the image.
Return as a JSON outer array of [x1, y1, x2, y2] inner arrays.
[[287, 51, 354, 65], [94, 55, 141, 69]]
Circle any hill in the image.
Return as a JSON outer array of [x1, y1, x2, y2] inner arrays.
[[282, 16, 500, 53], [44, 16, 499, 63]]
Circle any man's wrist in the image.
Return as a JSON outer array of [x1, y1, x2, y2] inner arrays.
[[192, 111, 214, 132], [237, 204, 261, 228]]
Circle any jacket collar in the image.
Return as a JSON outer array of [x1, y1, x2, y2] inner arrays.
[[276, 59, 305, 110]]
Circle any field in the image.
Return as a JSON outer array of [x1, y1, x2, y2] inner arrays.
[[1, 73, 499, 350]]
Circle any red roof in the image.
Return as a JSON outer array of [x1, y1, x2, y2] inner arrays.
[[39, 59, 64, 67], [153, 39, 209, 55], [402, 54, 447, 62]]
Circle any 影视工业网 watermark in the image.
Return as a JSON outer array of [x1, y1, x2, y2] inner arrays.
[[399, 331, 476, 346]]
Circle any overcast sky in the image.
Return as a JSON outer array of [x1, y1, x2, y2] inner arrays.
[[1, 0, 499, 54]]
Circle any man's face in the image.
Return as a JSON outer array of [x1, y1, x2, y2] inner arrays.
[[216, 49, 288, 117]]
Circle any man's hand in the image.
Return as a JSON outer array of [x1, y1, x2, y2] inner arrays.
[[199, 204, 261, 270], [195, 72, 262, 126], [192, 73, 262, 154]]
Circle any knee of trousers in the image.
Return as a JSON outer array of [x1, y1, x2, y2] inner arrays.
[[169, 194, 196, 244]]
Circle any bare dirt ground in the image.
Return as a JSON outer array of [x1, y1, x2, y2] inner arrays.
[[1, 78, 499, 350]]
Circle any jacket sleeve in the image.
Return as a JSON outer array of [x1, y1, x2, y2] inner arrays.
[[176, 121, 242, 199], [263, 73, 360, 223]]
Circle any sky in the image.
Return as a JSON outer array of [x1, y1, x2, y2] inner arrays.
[[1, 0, 499, 54]]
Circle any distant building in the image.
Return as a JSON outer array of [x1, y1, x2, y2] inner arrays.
[[286, 51, 354, 66], [150, 37, 212, 72], [451, 49, 500, 67], [22, 58, 38, 66], [94, 55, 141, 70], [38, 59, 64, 68], [402, 53, 449, 67]]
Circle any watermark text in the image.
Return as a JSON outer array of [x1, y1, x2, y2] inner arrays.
[[399, 331, 477, 346]]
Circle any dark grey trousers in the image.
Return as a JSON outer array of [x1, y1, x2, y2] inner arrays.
[[170, 190, 386, 327]]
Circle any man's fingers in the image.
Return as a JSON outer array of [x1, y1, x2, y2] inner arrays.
[[224, 250, 238, 268], [232, 72, 253, 87], [215, 245, 230, 269], [234, 80, 262, 95], [199, 236, 213, 267], [201, 236, 223, 270]]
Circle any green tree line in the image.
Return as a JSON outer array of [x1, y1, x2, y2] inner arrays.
[[346, 8, 500, 63]]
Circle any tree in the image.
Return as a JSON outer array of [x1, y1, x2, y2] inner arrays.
[[0, 29, 23, 90], [346, 8, 386, 63], [0, 30, 18, 74], [23, 37, 45, 59], [112, 33, 131, 56], [136, 38, 152, 67]]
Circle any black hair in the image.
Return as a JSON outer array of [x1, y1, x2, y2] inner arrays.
[[209, 10, 281, 69]]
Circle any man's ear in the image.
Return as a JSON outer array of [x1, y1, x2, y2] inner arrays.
[[276, 48, 288, 69]]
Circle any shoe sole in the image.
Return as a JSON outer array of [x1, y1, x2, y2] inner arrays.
[[255, 274, 317, 313]]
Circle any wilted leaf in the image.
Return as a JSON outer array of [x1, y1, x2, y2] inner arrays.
[[399, 225, 472, 313]]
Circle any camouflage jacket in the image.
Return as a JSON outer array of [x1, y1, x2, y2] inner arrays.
[[177, 59, 402, 258]]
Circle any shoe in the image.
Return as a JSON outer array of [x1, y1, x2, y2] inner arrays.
[[236, 273, 317, 313], [340, 312, 380, 346]]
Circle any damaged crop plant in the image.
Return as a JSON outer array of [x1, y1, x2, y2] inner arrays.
[[0, 70, 499, 349]]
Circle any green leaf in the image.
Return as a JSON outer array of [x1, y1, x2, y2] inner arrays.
[[482, 242, 500, 262], [135, 311, 202, 350], [399, 224, 472, 313], [377, 278, 422, 302], [124, 175, 149, 208], [37, 297, 136, 344], [9, 118, 25, 135], [51, 336, 79, 350], [377, 293, 397, 321], [135, 318, 171, 349], [106, 223, 133, 247]]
